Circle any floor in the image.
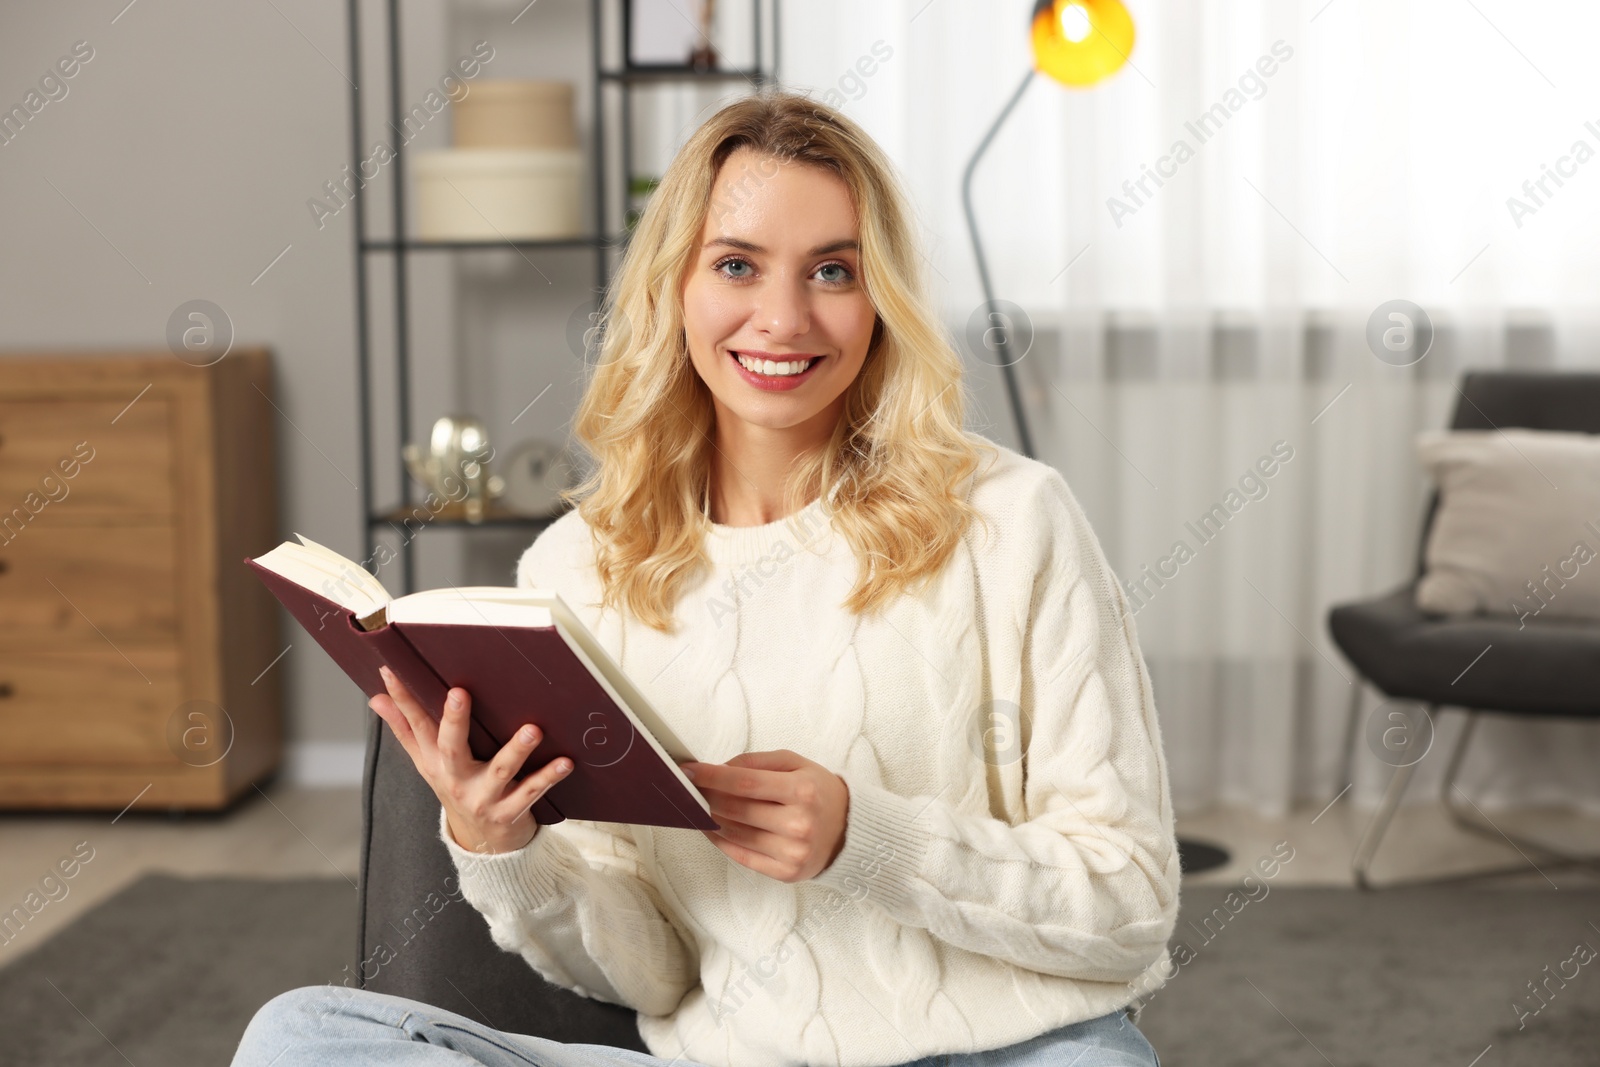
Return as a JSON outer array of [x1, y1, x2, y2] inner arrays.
[[2, 783, 1597, 969]]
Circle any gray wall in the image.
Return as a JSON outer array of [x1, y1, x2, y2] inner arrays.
[[0, 0, 606, 778]]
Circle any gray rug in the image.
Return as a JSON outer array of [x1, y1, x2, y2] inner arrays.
[[0, 873, 355, 1067], [1137, 884, 1600, 1066], [0, 875, 1595, 1066]]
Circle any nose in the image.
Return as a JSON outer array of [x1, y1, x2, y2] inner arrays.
[[753, 274, 809, 342]]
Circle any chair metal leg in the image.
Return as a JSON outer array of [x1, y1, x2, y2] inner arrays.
[[1351, 733, 1419, 891], [1353, 706, 1600, 889], [1440, 710, 1600, 874], [1335, 678, 1364, 792]]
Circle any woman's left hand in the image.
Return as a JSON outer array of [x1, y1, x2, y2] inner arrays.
[[681, 750, 850, 883]]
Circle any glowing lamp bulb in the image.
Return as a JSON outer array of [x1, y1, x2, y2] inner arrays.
[[1030, 0, 1135, 88], [1059, 3, 1091, 43]]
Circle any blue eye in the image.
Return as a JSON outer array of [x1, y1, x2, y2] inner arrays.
[[711, 256, 856, 286], [714, 256, 754, 279]]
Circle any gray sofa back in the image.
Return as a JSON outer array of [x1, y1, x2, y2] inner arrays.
[[356, 712, 649, 1048]]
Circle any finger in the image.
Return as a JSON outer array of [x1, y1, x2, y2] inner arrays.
[[707, 815, 790, 863], [503, 750, 574, 813], [725, 750, 806, 772], [435, 687, 474, 772], [483, 722, 543, 788], [369, 695, 422, 762], [702, 824, 788, 880], [699, 787, 789, 835], [380, 666, 439, 750], [689, 761, 791, 803]]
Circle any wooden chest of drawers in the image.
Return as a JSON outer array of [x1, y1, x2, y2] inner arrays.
[[0, 350, 283, 810]]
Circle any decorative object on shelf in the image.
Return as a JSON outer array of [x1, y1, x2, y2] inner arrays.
[[414, 78, 584, 241], [688, 0, 718, 71], [414, 149, 583, 240], [497, 438, 575, 518], [627, 0, 720, 70], [454, 80, 577, 149], [626, 174, 662, 230], [403, 414, 500, 523]]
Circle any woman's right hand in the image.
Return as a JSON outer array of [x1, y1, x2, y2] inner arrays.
[[368, 664, 573, 854]]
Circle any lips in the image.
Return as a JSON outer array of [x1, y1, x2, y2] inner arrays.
[[727, 349, 826, 390], [731, 351, 823, 372]]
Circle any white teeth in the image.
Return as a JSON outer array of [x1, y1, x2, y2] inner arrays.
[[736, 353, 815, 377]]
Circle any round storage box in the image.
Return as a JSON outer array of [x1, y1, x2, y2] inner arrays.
[[454, 80, 576, 149], [413, 148, 583, 241]]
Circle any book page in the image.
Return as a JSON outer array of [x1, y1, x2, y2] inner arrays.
[[389, 584, 561, 622], [250, 535, 391, 618]]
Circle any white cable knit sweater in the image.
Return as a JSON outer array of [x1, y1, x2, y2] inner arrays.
[[438, 433, 1181, 1067]]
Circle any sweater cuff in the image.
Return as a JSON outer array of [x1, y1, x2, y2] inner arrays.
[[810, 772, 931, 916], [437, 805, 566, 914]]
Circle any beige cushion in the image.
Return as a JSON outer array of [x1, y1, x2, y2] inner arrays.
[[1415, 428, 1600, 622]]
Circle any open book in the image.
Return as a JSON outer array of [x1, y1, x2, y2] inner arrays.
[[246, 534, 718, 831]]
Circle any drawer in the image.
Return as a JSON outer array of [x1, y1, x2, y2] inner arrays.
[[0, 398, 174, 520], [0, 525, 179, 646], [0, 646, 185, 765]]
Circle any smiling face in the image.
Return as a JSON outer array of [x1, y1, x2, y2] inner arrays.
[[680, 145, 878, 446]]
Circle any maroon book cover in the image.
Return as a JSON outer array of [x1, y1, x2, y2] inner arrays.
[[247, 559, 718, 832]]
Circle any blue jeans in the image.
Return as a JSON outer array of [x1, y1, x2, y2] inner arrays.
[[231, 985, 1161, 1067]]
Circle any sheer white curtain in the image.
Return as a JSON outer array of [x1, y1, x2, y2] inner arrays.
[[776, 0, 1600, 816]]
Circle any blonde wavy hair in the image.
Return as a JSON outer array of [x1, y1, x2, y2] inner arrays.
[[563, 88, 993, 634]]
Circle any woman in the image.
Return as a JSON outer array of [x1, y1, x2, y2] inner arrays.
[[233, 89, 1179, 1067]]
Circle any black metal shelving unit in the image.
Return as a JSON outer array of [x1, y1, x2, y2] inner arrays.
[[346, 0, 779, 595]]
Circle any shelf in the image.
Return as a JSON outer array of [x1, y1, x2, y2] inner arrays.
[[370, 500, 573, 530], [601, 67, 772, 84], [349, 0, 778, 595], [361, 235, 626, 254]]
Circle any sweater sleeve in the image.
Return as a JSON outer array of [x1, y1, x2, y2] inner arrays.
[[440, 810, 700, 1016], [433, 515, 701, 1016], [810, 465, 1180, 985]]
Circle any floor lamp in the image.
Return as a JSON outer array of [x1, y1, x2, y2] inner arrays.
[[961, 0, 1230, 876]]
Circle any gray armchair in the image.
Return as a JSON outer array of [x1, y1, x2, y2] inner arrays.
[[356, 707, 649, 1047], [1327, 370, 1600, 888]]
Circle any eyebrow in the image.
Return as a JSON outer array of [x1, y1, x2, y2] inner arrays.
[[703, 237, 859, 256]]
